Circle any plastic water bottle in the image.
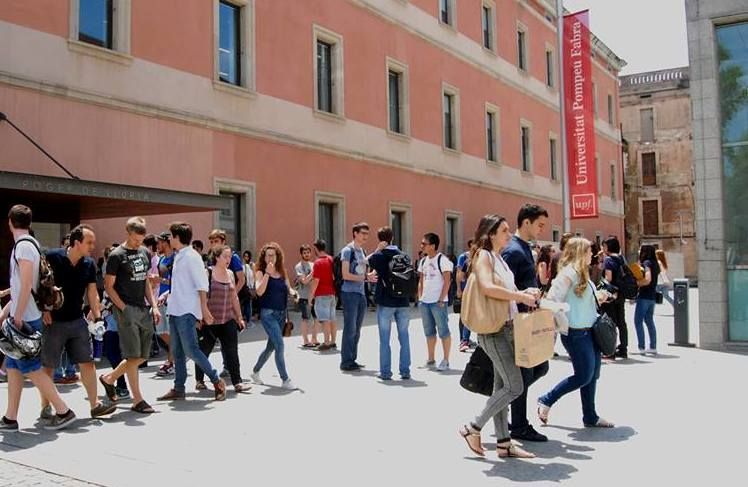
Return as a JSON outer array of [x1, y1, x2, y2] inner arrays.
[[88, 320, 106, 362]]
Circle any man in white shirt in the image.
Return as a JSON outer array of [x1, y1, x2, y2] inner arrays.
[[417, 232, 454, 371], [157, 222, 226, 402], [0, 205, 76, 431]]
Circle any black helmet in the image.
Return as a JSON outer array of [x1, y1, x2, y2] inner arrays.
[[0, 318, 42, 360]]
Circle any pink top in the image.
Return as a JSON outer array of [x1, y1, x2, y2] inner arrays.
[[207, 275, 236, 324]]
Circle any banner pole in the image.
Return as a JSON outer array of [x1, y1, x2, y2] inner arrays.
[[557, 0, 571, 233]]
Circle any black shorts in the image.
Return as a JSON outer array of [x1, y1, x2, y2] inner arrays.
[[41, 318, 93, 368], [298, 299, 312, 320]]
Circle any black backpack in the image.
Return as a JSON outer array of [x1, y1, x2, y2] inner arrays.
[[385, 252, 416, 298], [613, 255, 638, 300], [332, 247, 356, 294], [13, 238, 64, 312]]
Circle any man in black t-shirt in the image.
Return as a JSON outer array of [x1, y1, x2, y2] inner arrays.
[[40, 224, 116, 419], [368, 227, 411, 381]]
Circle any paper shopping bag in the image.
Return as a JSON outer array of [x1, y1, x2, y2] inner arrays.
[[513, 310, 556, 368]]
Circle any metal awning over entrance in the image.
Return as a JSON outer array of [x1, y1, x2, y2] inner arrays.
[[0, 170, 231, 220]]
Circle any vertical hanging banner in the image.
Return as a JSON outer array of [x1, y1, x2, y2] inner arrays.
[[564, 10, 598, 219]]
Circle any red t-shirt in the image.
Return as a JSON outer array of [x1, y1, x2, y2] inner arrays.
[[312, 255, 335, 297]]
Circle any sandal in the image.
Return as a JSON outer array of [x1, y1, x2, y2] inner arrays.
[[585, 418, 615, 428], [497, 441, 535, 459], [99, 374, 117, 402], [459, 424, 485, 457], [130, 400, 155, 414], [537, 402, 551, 425]]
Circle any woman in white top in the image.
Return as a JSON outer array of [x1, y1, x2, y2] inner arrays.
[[537, 238, 614, 428], [459, 215, 539, 459]]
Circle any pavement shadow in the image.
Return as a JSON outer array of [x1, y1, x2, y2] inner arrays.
[[603, 358, 651, 365], [377, 378, 428, 388], [160, 397, 215, 412], [647, 354, 680, 360], [258, 386, 300, 396], [549, 425, 637, 443], [103, 407, 154, 426], [471, 456, 578, 482], [0, 421, 92, 451], [341, 369, 379, 378]]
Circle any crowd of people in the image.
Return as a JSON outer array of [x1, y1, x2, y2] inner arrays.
[[0, 203, 673, 451]]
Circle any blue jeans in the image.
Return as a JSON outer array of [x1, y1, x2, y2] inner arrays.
[[341, 291, 367, 369], [419, 302, 450, 338], [539, 329, 601, 426], [254, 309, 288, 381], [377, 306, 411, 378], [54, 351, 77, 379], [242, 299, 253, 322], [634, 298, 657, 350], [169, 313, 219, 393], [459, 320, 471, 343]]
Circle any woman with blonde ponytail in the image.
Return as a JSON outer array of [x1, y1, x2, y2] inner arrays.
[[536, 238, 615, 428]]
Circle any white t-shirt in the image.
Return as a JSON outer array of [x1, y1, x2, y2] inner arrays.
[[418, 253, 454, 304], [10, 235, 42, 322]]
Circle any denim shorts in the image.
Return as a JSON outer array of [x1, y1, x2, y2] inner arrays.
[[5, 318, 44, 374], [314, 295, 336, 322], [419, 302, 450, 338], [155, 306, 170, 335]]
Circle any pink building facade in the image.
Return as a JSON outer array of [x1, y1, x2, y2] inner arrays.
[[0, 0, 625, 258]]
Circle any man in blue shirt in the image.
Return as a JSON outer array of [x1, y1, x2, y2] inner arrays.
[[455, 240, 473, 352], [155, 232, 175, 376], [368, 227, 411, 380], [340, 222, 377, 371], [501, 204, 549, 443]]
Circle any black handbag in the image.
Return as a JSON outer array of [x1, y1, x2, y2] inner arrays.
[[452, 296, 462, 314], [459, 346, 494, 396], [590, 283, 618, 356], [655, 291, 664, 304]]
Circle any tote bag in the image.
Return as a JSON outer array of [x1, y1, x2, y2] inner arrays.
[[460, 253, 510, 334]]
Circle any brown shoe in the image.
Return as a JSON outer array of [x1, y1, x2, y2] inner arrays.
[[213, 379, 227, 401], [157, 389, 186, 401]]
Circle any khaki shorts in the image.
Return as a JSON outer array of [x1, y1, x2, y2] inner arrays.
[[114, 305, 154, 360]]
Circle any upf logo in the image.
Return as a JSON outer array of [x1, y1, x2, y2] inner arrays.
[[572, 194, 597, 218]]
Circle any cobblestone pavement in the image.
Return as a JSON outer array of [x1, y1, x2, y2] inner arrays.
[[0, 458, 102, 486]]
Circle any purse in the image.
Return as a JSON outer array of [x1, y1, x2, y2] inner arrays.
[[590, 283, 618, 356], [459, 346, 494, 396], [452, 296, 462, 314], [460, 252, 510, 334], [655, 291, 664, 304], [282, 311, 294, 337]]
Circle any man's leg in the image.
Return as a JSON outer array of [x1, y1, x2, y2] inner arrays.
[[3, 368, 24, 421], [436, 304, 451, 364], [420, 303, 437, 363], [194, 324, 217, 384], [177, 314, 220, 384], [340, 292, 357, 368], [27, 369, 69, 414], [170, 314, 188, 392], [394, 307, 411, 378], [352, 293, 367, 363], [124, 359, 146, 404], [300, 319, 310, 344], [377, 306, 393, 378]]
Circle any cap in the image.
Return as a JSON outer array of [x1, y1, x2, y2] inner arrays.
[[157, 231, 171, 241]]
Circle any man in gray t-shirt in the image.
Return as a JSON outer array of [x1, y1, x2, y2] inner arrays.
[[295, 245, 319, 348]]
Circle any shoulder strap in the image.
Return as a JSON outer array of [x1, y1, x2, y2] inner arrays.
[[12, 237, 41, 267], [437, 254, 443, 273]]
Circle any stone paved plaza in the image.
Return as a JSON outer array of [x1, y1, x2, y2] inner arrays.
[[0, 290, 743, 486]]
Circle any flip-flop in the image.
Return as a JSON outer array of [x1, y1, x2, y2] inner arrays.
[[99, 374, 117, 402], [131, 400, 155, 414]]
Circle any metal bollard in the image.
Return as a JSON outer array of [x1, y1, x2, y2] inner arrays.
[[669, 278, 695, 347]]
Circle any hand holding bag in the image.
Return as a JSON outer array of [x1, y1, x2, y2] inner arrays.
[[460, 253, 510, 335], [590, 283, 618, 356]]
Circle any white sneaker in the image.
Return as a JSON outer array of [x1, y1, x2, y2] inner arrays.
[[436, 360, 450, 372], [645, 348, 658, 355], [250, 372, 264, 385], [281, 379, 297, 390], [638, 348, 647, 355]]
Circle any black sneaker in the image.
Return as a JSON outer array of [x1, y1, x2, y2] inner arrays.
[[510, 425, 548, 442], [91, 401, 117, 418], [43, 409, 77, 431], [0, 416, 19, 431], [615, 350, 628, 359]]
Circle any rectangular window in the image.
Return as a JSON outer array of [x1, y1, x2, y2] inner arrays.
[[317, 41, 333, 113], [642, 200, 659, 235], [592, 81, 598, 117], [446, 216, 458, 256], [444, 92, 456, 150], [642, 152, 657, 186], [486, 110, 497, 162], [517, 29, 527, 71], [610, 162, 617, 200], [549, 137, 558, 181], [79, 0, 113, 49], [219, 191, 243, 249], [391, 211, 404, 249], [318, 202, 336, 250], [640, 108, 655, 142], [218, 1, 242, 86], [552, 229, 560, 243], [439, 0, 452, 25], [388, 70, 402, 134], [545, 49, 555, 88], [521, 125, 531, 172], [607, 94, 614, 124], [481, 5, 493, 50]]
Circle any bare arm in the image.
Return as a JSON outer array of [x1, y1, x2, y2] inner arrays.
[[198, 290, 213, 325], [438, 271, 452, 305], [86, 283, 102, 320], [342, 265, 365, 282], [104, 274, 125, 311], [638, 268, 652, 287], [144, 278, 161, 324], [255, 271, 269, 296], [417, 271, 424, 301], [13, 260, 34, 324], [473, 251, 534, 306], [229, 277, 244, 327]]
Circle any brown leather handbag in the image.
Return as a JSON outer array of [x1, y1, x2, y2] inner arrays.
[[282, 311, 294, 337], [460, 253, 510, 335]]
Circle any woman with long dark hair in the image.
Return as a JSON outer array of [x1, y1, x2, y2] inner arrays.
[[634, 245, 660, 355], [459, 214, 539, 459], [251, 242, 298, 390], [536, 244, 554, 291]]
